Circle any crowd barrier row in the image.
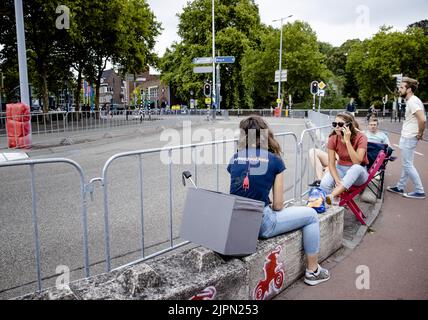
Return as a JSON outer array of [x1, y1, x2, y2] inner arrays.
[[0, 113, 335, 294]]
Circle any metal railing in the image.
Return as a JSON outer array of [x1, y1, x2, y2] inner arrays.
[[1, 114, 333, 292], [0, 158, 90, 292], [89, 131, 298, 272], [0, 110, 210, 149]]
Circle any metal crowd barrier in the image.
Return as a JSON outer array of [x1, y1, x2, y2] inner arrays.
[[1, 116, 332, 291], [0, 110, 209, 149], [296, 125, 332, 203], [0, 158, 90, 292], [89, 131, 298, 272]]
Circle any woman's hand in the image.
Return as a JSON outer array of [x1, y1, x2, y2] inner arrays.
[[343, 125, 351, 144]]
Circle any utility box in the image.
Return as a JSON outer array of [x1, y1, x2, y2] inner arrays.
[[180, 188, 264, 256]]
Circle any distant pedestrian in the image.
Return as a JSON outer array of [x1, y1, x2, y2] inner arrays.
[[366, 104, 377, 122], [346, 98, 357, 117], [387, 77, 426, 199]]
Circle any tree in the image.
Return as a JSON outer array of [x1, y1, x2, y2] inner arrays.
[[1, 0, 161, 112], [159, 0, 261, 109], [407, 19, 428, 35], [242, 21, 330, 108], [347, 26, 428, 104], [0, 0, 75, 112]]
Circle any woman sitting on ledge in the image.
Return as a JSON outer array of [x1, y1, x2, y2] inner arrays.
[[227, 115, 330, 286], [320, 112, 369, 205]]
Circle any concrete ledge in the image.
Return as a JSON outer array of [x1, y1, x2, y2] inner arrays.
[[15, 206, 344, 300]]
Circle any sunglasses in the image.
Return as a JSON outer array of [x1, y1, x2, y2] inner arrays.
[[332, 122, 350, 128]]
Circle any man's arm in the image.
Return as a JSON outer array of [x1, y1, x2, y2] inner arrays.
[[414, 110, 426, 140]]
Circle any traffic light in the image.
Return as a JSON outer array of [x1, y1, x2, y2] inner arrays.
[[310, 81, 319, 95], [203, 83, 211, 97]]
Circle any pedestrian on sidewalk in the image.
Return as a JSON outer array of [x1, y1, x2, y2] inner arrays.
[[227, 116, 330, 286], [387, 77, 426, 199], [319, 112, 369, 205]]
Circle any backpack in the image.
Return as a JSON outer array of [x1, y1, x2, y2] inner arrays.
[[306, 187, 327, 213]]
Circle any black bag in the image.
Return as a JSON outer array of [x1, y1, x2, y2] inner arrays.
[[367, 142, 393, 169]]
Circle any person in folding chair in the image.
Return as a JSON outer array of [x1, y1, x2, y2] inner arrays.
[[320, 112, 369, 205], [227, 116, 330, 286]]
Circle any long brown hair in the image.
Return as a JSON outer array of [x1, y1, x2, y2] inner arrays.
[[238, 116, 282, 155], [329, 112, 360, 141]]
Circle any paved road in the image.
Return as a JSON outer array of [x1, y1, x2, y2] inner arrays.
[[276, 128, 428, 299], [0, 116, 316, 299]]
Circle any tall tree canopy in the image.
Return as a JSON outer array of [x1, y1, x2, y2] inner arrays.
[[346, 26, 428, 103], [0, 0, 161, 111]]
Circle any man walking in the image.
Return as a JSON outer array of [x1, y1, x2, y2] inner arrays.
[[387, 77, 426, 199]]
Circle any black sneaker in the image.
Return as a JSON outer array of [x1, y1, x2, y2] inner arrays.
[[304, 265, 330, 286], [386, 186, 404, 195], [309, 180, 321, 187]]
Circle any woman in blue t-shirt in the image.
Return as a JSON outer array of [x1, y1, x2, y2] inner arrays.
[[227, 116, 330, 286]]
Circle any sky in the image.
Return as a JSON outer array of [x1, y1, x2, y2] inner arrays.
[[146, 0, 428, 56]]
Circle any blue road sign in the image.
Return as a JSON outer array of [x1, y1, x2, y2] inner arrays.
[[215, 56, 235, 64]]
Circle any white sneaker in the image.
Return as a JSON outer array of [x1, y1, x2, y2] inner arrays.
[[304, 264, 330, 286]]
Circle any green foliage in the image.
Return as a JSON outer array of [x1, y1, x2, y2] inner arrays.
[[160, 0, 261, 109], [346, 26, 428, 104], [0, 0, 160, 111], [242, 21, 330, 108]]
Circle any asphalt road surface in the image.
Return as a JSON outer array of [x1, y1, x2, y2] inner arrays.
[[0, 115, 320, 299]]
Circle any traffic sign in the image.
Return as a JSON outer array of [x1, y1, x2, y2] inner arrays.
[[193, 57, 213, 64], [274, 70, 287, 82], [193, 66, 213, 74], [318, 81, 326, 90], [215, 56, 235, 64], [205, 98, 212, 104], [318, 89, 325, 97]]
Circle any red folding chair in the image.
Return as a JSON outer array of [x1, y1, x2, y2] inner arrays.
[[338, 150, 386, 225]]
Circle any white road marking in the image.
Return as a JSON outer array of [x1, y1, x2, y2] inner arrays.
[[393, 144, 424, 156]]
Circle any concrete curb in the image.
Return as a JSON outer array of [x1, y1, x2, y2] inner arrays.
[[14, 206, 345, 300]]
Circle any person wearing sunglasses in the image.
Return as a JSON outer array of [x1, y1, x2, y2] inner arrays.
[[320, 113, 369, 205]]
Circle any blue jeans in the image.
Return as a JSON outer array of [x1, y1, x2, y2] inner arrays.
[[259, 206, 320, 255], [320, 164, 368, 194], [396, 136, 424, 193]]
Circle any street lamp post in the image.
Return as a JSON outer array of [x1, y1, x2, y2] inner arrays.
[[273, 15, 292, 110], [14, 0, 30, 106], [212, 0, 216, 120]]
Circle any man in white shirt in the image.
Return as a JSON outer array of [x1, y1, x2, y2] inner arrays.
[[387, 77, 426, 199], [365, 117, 390, 145]]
